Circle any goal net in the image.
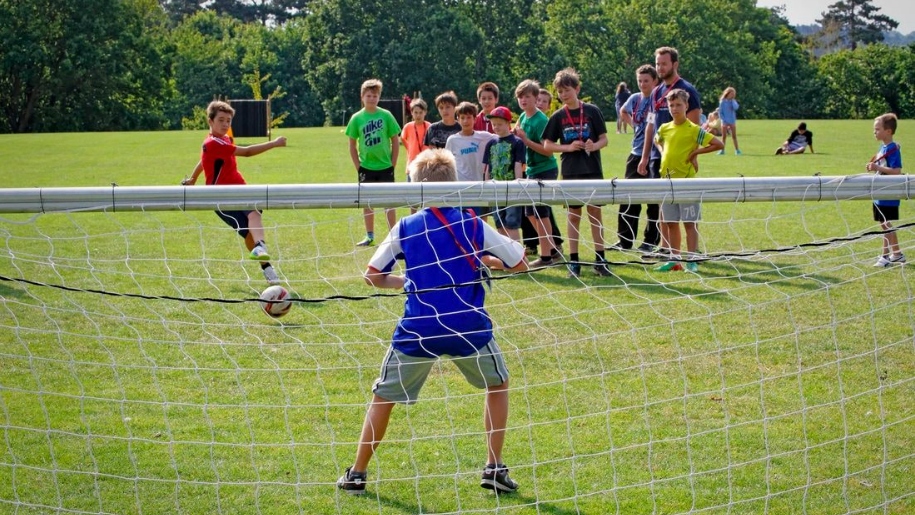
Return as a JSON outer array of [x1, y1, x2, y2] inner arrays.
[[1, 177, 913, 514]]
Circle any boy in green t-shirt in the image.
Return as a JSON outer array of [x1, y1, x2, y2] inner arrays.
[[345, 79, 401, 247], [653, 89, 723, 272], [513, 79, 561, 267]]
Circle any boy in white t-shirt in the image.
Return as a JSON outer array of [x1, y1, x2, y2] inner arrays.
[[446, 101, 497, 218], [446, 102, 497, 182]]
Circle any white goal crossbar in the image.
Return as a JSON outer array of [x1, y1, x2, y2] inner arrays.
[[0, 175, 911, 213]]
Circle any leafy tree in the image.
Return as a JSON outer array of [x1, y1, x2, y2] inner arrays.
[[0, 0, 172, 133], [817, 44, 915, 118], [816, 0, 899, 50], [383, 5, 482, 115], [168, 10, 247, 126], [209, 0, 310, 25], [302, 0, 411, 125], [159, 0, 203, 24], [544, 0, 628, 111], [446, 0, 556, 106], [542, 0, 813, 118], [268, 20, 324, 126]]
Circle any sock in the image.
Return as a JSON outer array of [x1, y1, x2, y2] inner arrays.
[[366, 231, 375, 241], [596, 250, 606, 263], [551, 247, 561, 257], [255, 240, 266, 249], [539, 255, 552, 263], [570, 253, 579, 264], [260, 262, 271, 270]]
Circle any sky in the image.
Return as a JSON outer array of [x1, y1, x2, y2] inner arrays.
[[756, 0, 914, 34]]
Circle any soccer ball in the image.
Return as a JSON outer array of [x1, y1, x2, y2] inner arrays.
[[259, 285, 292, 318]]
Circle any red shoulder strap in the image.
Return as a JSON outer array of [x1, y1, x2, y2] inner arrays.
[[430, 207, 481, 272]]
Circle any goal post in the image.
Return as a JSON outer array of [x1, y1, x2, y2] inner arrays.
[[0, 175, 911, 213]]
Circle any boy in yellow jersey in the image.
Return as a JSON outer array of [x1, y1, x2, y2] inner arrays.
[[653, 89, 723, 272]]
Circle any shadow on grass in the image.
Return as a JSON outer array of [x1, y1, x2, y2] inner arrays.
[[596, 255, 846, 300], [696, 258, 844, 288], [368, 491, 585, 515], [0, 281, 28, 299]]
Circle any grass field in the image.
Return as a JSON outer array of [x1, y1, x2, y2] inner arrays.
[[0, 120, 913, 515]]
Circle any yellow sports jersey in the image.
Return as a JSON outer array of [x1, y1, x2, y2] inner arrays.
[[655, 120, 714, 179]]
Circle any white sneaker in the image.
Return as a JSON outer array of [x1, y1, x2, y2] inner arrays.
[[874, 256, 891, 267], [262, 265, 280, 285], [889, 254, 906, 265]]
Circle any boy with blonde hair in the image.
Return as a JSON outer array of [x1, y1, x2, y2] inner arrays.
[[345, 79, 401, 247], [653, 89, 723, 272], [337, 148, 528, 496], [866, 113, 905, 266]]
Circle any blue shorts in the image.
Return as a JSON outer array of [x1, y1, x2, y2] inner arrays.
[[491, 206, 523, 230]]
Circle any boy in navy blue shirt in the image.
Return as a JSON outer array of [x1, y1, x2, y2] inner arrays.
[[866, 113, 905, 267], [482, 106, 527, 243]]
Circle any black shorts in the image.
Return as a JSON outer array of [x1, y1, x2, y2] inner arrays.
[[525, 168, 559, 218], [873, 204, 899, 223], [625, 153, 660, 179], [216, 209, 258, 238], [358, 166, 396, 184], [562, 171, 605, 209]]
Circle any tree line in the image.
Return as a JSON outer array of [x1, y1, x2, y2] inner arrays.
[[2, 0, 913, 133]]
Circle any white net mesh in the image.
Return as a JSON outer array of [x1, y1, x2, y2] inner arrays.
[[1, 189, 913, 514]]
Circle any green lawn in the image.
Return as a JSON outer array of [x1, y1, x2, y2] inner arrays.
[[0, 121, 913, 514]]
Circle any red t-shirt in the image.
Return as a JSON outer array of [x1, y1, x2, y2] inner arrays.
[[201, 134, 245, 185], [473, 111, 495, 133]]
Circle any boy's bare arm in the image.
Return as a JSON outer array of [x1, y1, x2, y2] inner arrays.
[[514, 162, 523, 179], [364, 268, 406, 289], [637, 122, 657, 175], [690, 137, 724, 160], [585, 133, 608, 153], [349, 138, 361, 170], [620, 109, 633, 128], [513, 127, 553, 157], [544, 139, 584, 153], [182, 161, 204, 185], [390, 135, 400, 169], [866, 159, 900, 175], [481, 255, 529, 273], [234, 136, 287, 157]]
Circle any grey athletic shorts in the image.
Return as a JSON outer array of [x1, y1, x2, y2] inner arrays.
[[372, 340, 509, 404], [661, 202, 701, 222]]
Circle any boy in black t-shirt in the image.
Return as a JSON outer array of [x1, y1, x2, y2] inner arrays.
[[423, 91, 461, 149], [542, 68, 612, 278]]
